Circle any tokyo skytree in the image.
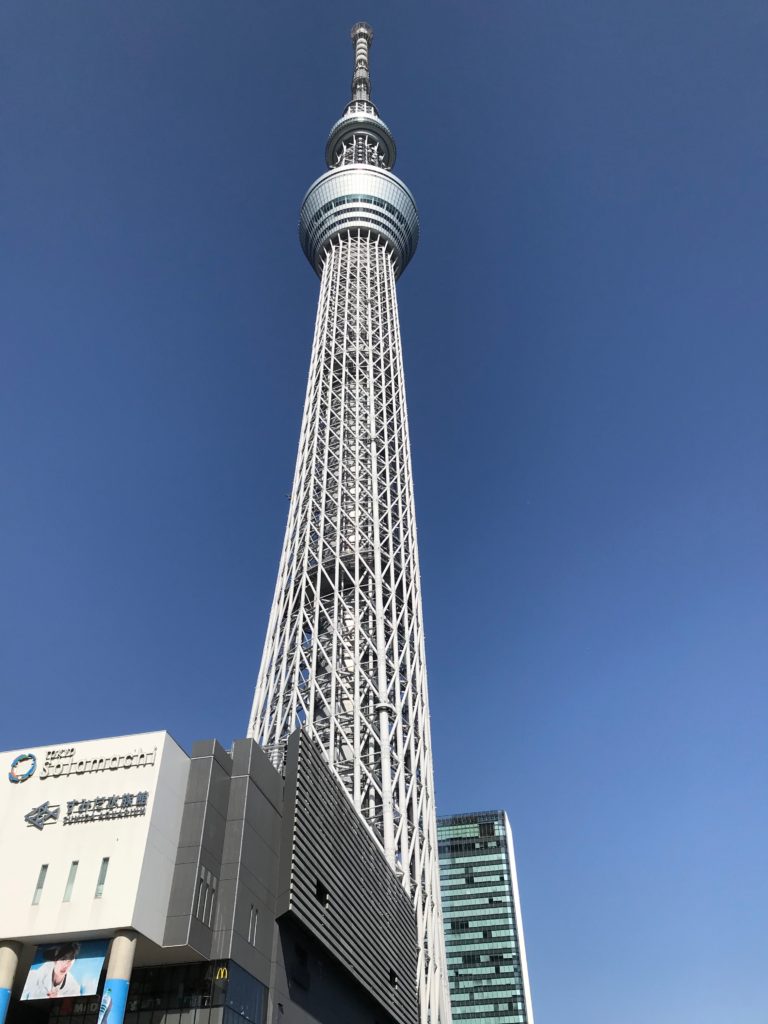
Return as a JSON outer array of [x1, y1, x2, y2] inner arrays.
[[248, 24, 450, 1023]]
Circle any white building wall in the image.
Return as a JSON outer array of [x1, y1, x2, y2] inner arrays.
[[0, 732, 189, 946], [503, 813, 535, 1024]]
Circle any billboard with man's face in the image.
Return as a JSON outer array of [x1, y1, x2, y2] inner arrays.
[[21, 940, 109, 1000]]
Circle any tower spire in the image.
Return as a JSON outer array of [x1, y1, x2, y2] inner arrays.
[[350, 21, 373, 101], [251, 24, 451, 1023]]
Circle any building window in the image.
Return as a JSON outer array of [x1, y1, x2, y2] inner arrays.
[[94, 857, 109, 899], [479, 822, 495, 838], [388, 968, 398, 988], [196, 868, 206, 918], [196, 867, 217, 927], [207, 875, 217, 927], [248, 904, 258, 944], [315, 879, 329, 908], [120, 961, 267, 1022], [32, 864, 48, 905], [63, 861, 79, 902]]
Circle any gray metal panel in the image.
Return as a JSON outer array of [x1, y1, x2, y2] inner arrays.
[[232, 738, 285, 811], [162, 916, 190, 947], [164, 747, 231, 950], [281, 731, 419, 1024], [206, 758, 233, 819], [178, 801, 209, 850], [191, 739, 231, 768], [220, 738, 284, 987], [166, 861, 199, 918], [185, 756, 217, 802]]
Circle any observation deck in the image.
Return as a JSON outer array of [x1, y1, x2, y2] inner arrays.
[[298, 22, 419, 278]]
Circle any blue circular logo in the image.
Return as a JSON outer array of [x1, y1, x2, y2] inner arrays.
[[9, 753, 36, 784]]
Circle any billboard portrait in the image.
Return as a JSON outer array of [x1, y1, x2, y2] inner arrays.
[[21, 940, 109, 1000]]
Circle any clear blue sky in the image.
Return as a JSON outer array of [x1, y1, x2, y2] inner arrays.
[[2, 2, 766, 1021]]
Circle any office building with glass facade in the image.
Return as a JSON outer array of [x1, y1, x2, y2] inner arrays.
[[438, 812, 534, 1024]]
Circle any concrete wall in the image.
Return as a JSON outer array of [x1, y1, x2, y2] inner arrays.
[[0, 732, 189, 946]]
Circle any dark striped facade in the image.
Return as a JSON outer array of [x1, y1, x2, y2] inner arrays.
[[161, 731, 418, 1024]]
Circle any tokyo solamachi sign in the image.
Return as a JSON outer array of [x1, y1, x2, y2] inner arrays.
[[9, 752, 37, 784], [37, 745, 157, 780]]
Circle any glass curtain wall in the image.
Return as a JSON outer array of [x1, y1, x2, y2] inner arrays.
[[13, 961, 266, 1024], [438, 811, 533, 1024]]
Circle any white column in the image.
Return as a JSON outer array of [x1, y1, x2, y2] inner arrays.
[[0, 942, 22, 1024], [97, 931, 137, 1024]]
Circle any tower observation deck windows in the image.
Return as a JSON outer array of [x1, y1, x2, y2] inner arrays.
[[311, 195, 407, 227]]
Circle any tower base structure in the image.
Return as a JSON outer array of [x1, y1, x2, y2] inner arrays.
[[0, 731, 419, 1024]]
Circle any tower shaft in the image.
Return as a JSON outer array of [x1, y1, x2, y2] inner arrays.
[[249, 26, 450, 1023]]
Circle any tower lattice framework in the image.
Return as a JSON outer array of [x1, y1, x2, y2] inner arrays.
[[249, 24, 450, 1023]]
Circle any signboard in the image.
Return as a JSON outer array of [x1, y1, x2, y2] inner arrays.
[[22, 792, 151, 831], [97, 978, 129, 1024], [9, 753, 36, 784], [38, 745, 157, 781], [0, 731, 190, 947], [21, 940, 109, 1000]]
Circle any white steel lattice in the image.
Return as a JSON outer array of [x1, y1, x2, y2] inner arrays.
[[249, 24, 450, 1024]]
